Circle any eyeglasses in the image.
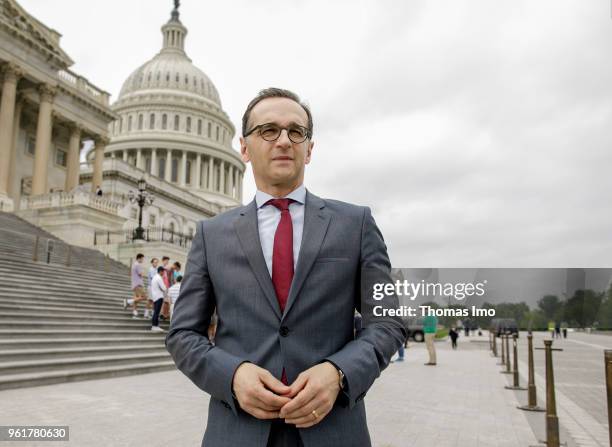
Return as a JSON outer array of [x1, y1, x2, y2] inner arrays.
[[244, 123, 311, 144]]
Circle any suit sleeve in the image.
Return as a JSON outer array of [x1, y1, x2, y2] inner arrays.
[[325, 206, 407, 409], [165, 220, 246, 416]]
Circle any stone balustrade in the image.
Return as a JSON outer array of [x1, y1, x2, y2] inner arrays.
[[20, 191, 120, 214]]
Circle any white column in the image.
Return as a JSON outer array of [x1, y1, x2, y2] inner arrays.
[[91, 136, 109, 193], [195, 153, 201, 189], [7, 97, 23, 197], [31, 84, 56, 195], [229, 166, 235, 198], [180, 151, 187, 187], [151, 148, 157, 175], [122, 150, 128, 162], [136, 148, 142, 170], [0, 63, 21, 196], [219, 160, 225, 194], [165, 149, 172, 182], [64, 124, 82, 191], [207, 157, 214, 190]]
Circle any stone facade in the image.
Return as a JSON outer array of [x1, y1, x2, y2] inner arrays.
[[0, 0, 114, 211]]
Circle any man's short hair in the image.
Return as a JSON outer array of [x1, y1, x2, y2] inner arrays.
[[176, 275, 183, 283], [157, 266, 166, 273], [136, 253, 144, 260], [151, 257, 158, 264], [242, 87, 313, 138], [162, 256, 170, 261], [173, 261, 181, 269]]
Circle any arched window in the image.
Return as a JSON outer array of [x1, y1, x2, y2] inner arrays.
[[174, 115, 179, 131], [197, 119, 202, 135], [162, 114, 167, 130], [169, 221, 175, 233], [138, 114, 143, 130], [149, 113, 155, 129], [128, 115, 133, 131], [216, 125, 219, 141], [147, 72, 151, 83], [171, 158, 178, 182], [166, 72, 170, 82], [186, 117, 191, 133], [207, 122, 211, 138], [185, 74, 188, 85], [119, 118, 123, 133], [175, 73, 179, 83], [186, 160, 192, 184], [158, 159, 166, 178]]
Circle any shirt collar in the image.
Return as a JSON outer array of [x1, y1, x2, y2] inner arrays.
[[255, 184, 306, 209]]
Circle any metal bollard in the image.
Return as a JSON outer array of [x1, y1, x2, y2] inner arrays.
[[505, 333, 526, 390], [499, 333, 506, 366], [501, 333, 512, 374], [606, 350, 612, 447], [518, 333, 545, 412], [505, 333, 512, 373], [532, 340, 564, 447], [493, 333, 498, 357]]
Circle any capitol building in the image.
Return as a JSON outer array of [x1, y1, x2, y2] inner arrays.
[[0, 0, 244, 264]]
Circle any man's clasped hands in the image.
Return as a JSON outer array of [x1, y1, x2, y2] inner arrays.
[[232, 361, 342, 428]]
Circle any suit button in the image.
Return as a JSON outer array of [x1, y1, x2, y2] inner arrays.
[[279, 326, 289, 337]]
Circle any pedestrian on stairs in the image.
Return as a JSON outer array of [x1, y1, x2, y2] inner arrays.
[[124, 254, 148, 319], [167, 275, 182, 321], [150, 265, 167, 332], [160, 256, 172, 319]]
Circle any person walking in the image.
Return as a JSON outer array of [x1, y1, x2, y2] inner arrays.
[[423, 314, 438, 365], [149, 266, 167, 332], [449, 327, 459, 349], [555, 321, 561, 339], [548, 321, 555, 338], [561, 321, 568, 339], [124, 253, 147, 319]]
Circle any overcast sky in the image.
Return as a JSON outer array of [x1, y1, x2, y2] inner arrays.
[[18, 0, 612, 267]]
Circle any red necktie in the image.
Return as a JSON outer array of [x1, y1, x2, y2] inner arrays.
[[267, 198, 294, 384]]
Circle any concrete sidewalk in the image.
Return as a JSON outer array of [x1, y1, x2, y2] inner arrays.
[[0, 337, 538, 447]]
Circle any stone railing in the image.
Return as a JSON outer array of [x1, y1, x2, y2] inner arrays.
[[58, 69, 110, 106], [20, 191, 120, 215]]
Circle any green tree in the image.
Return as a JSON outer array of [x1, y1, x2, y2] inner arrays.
[[564, 289, 603, 328], [538, 295, 562, 321]]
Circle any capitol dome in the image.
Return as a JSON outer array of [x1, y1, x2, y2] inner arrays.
[[118, 49, 221, 106], [103, 3, 244, 207]]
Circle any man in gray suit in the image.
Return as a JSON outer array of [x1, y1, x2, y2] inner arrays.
[[166, 88, 406, 447]]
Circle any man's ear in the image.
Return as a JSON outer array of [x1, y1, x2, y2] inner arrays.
[[304, 140, 314, 165], [240, 136, 250, 163]]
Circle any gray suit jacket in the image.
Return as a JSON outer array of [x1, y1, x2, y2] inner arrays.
[[166, 191, 406, 447]]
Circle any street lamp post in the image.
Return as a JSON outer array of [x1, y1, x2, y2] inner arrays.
[[128, 177, 154, 241]]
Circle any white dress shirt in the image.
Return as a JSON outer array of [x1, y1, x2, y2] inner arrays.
[[255, 184, 306, 277], [150, 273, 167, 302]]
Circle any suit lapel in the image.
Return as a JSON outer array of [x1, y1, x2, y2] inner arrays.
[[282, 191, 330, 321], [234, 200, 282, 320]]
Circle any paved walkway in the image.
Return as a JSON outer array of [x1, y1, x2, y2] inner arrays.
[[0, 336, 539, 447]]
